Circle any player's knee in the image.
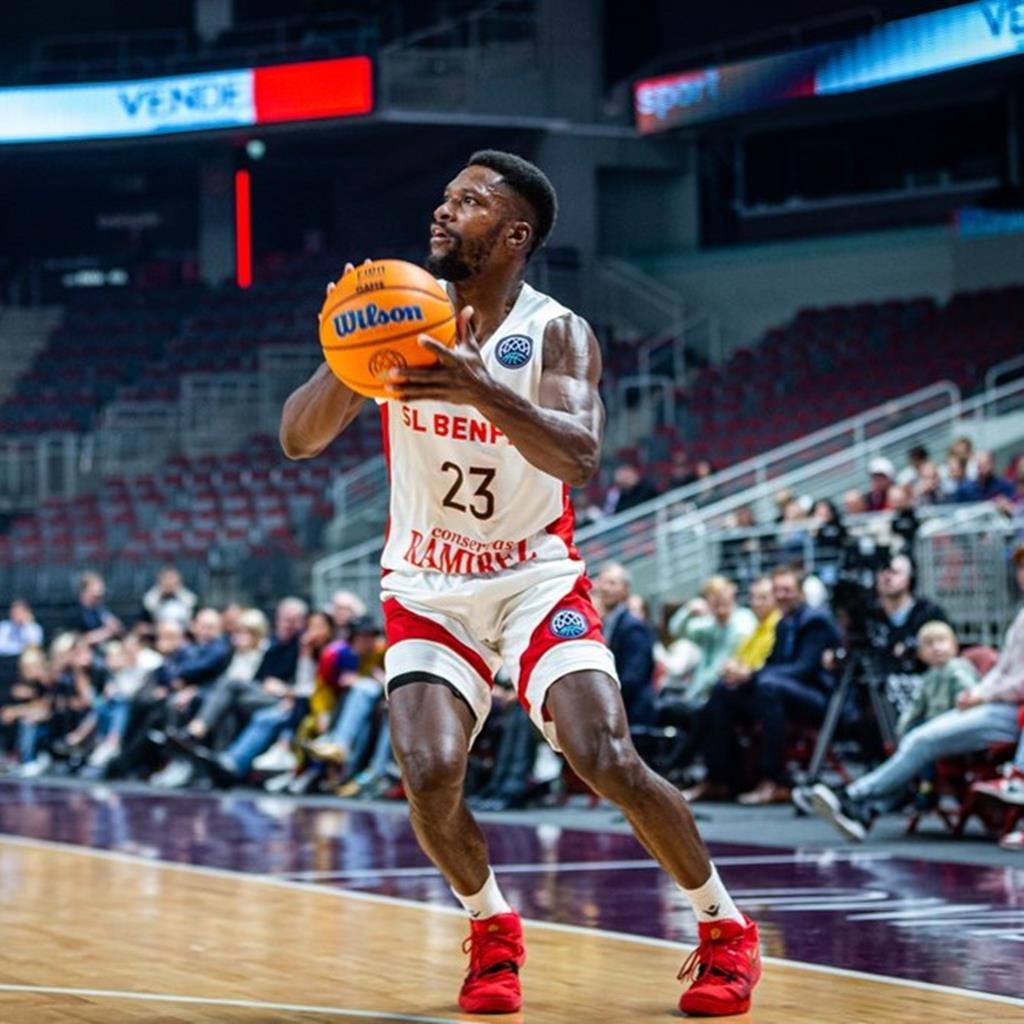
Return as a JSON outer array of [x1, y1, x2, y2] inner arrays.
[[568, 729, 644, 800], [395, 740, 465, 800]]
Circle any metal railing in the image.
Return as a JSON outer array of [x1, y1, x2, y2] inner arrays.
[[179, 372, 262, 457], [576, 376, 1024, 604], [307, 378, 974, 607], [986, 354, 1024, 398], [593, 259, 687, 343], [377, 0, 541, 114], [916, 506, 1021, 646], [326, 455, 389, 550]]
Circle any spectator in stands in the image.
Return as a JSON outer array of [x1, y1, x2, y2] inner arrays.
[[692, 459, 717, 505], [140, 565, 197, 633], [0, 600, 43, 657], [799, 545, 1024, 841], [225, 608, 271, 683], [205, 610, 336, 785], [687, 567, 839, 805], [660, 578, 779, 773], [20, 636, 98, 776], [811, 501, 846, 586], [294, 617, 385, 779], [220, 602, 244, 637], [864, 554, 948, 678], [995, 462, 1024, 519], [600, 463, 659, 518], [0, 646, 50, 761], [778, 497, 813, 564], [971, 726, 1024, 850], [913, 461, 943, 506], [864, 457, 895, 512], [897, 445, 932, 489], [174, 597, 308, 751], [887, 484, 920, 550], [123, 612, 232, 785], [469, 671, 539, 812], [718, 505, 761, 588], [940, 451, 969, 500], [76, 572, 123, 646], [329, 589, 367, 640], [595, 563, 656, 725], [842, 490, 867, 516], [772, 489, 795, 524], [893, 621, 976, 740], [955, 450, 1014, 503], [668, 449, 697, 490], [79, 634, 163, 777], [668, 577, 756, 706]]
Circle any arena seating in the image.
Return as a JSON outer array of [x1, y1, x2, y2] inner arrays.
[[598, 286, 1024, 482], [2, 269, 1022, 602]]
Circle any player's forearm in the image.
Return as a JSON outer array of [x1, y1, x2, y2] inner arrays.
[[280, 363, 364, 459], [473, 383, 600, 488]]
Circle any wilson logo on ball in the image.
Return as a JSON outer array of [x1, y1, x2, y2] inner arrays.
[[549, 609, 588, 639], [332, 302, 425, 339], [495, 334, 533, 369]]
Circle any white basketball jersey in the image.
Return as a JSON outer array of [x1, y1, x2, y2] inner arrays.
[[378, 281, 580, 576]]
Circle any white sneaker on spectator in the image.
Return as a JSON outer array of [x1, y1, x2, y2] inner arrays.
[[263, 772, 295, 793], [972, 773, 1024, 806], [150, 760, 193, 789], [18, 753, 52, 778], [999, 829, 1024, 851], [253, 744, 297, 773]]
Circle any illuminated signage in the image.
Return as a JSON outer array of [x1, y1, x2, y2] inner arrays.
[[636, 1, 1024, 133], [0, 56, 372, 144]]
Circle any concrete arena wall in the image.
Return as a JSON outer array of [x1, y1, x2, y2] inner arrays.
[[641, 227, 1024, 356]]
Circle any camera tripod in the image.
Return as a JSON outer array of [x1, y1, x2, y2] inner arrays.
[[804, 645, 899, 785]]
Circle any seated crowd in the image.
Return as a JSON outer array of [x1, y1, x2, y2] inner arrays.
[[1, 468, 1022, 854]]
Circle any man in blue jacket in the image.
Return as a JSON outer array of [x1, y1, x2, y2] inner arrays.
[[686, 567, 839, 805], [595, 563, 656, 726]]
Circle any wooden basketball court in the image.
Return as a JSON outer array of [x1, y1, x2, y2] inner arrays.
[[1, 835, 1021, 1023]]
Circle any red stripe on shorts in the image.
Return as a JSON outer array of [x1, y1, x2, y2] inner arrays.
[[517, 574, 605, 719], [382, 597, 494, 686]]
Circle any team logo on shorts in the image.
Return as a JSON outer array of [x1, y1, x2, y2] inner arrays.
[[549, 608, 588, 639], [495, 334, 533, 369]]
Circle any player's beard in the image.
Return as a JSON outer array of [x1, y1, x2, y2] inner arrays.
[[426, 223, 503, 281]]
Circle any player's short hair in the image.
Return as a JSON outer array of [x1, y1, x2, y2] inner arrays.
[[467, 149, 557, 256]]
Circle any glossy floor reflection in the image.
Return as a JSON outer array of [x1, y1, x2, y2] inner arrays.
[[1, 779, 1021, 1001]]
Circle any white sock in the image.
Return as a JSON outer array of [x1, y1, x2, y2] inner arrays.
[[452, 869, 513, 920], [681, 864, 744, 925]]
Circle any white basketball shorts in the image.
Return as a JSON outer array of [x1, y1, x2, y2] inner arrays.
[[380, 558, 619, 750]]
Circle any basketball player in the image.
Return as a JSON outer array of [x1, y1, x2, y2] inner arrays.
[[280, 151, 760, 1017]]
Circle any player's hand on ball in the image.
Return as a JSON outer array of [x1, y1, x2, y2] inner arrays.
[[385, 306, 493, 405]]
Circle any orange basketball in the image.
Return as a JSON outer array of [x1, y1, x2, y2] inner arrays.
[[318, 259, 456, 399]]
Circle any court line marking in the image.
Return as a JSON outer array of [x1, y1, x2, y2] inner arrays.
[[0, 983, 458, 1022], [2, 833, 1022, 1010], [277, 851, 894, 880]]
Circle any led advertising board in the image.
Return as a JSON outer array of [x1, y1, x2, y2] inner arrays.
[[636, 1, 1024, 133], [0, 56, 373, 144]]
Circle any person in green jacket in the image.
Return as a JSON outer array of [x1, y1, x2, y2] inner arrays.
[[896, 620, 977, 739], [669, 576, 756, 706]]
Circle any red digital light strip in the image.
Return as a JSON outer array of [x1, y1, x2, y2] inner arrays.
[[235, 168, 252, 290]]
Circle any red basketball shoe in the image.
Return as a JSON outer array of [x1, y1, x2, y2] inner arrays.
[[458, 912, 526, 1014], [678, 914, 761, 1017]]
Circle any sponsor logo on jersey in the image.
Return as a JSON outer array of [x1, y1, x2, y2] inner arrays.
[[333, 302, 424, 338], [495, 334, 533, 369], [549, 608, 588, 639]]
